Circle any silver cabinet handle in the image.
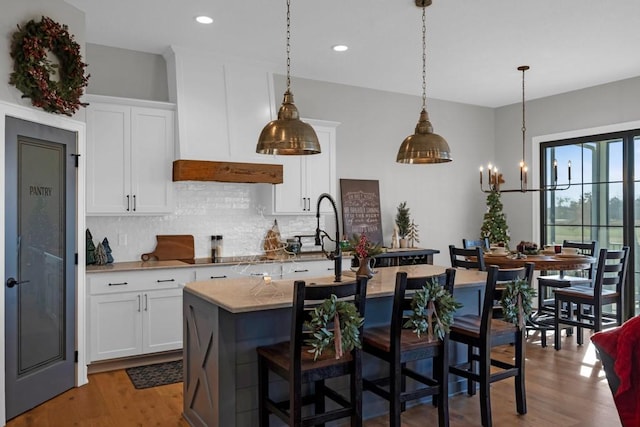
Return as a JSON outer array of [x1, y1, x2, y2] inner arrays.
[[133, 195, 137, 212], [126, 195, 130, 211], [293, 269, 309, 273], [156, 278, 175, 283], [137, 295, 141, 312], [108, 281, 128, 286], [210, 275, 228, 279], [144, 294, 148, 311]]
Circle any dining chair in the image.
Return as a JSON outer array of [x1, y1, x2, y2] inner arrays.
[[537, 240, 598, 314], [554, 247, 629, 351], [449, 245, 486, 271], [462, 238, 491, 252], [362, 269, 456, 427], [256, 277, 368, 427], [449, 263, 533, 427], [492, 265, 535, 319]]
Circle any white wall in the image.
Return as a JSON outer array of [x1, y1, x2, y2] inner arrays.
[[86, 44, 169, 102], [495, 76, 640, 246]]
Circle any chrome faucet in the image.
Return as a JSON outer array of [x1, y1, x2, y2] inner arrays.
[[314, 193, 342, 282]]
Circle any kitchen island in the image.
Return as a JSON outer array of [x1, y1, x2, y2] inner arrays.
[[182, 264, 487, 427]]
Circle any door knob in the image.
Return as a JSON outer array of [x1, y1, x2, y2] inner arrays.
[[6, 277, 30, 288]]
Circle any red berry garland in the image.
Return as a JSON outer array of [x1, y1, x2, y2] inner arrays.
[[9, 16, 90, 116]]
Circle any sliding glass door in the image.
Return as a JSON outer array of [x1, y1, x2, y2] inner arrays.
[[541, 130, 639, 317]]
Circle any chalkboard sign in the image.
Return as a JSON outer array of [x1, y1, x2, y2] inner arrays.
[[340, 179, 384, 246]]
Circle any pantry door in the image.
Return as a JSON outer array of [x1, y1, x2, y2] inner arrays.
[[4, 116, 77, 419]]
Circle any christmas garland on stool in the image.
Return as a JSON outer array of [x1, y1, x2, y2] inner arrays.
[[304, 294, 364, 361], [500, 279, 536, 329], [404, 277, 461, 341], [9, 16, 89, 116]]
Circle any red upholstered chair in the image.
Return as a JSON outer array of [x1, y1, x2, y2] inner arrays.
[[362, 269, 456, 427], [256, 277, 368, 427], [590, 315, 640, 427]]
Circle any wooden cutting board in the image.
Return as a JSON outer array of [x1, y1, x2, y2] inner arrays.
[[141, 235, 195, 261]]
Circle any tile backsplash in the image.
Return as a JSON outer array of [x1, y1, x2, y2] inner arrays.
[[86, 182, 324, 262]]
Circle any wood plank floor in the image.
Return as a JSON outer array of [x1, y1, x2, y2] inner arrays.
[[7, 330, 619, 427]]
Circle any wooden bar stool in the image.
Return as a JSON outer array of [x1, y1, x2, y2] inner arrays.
[[362, 269, 456, 427], [256, 277, 368, 427], [449, 264, 532, 427]]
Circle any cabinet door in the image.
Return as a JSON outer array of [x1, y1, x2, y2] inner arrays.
[[266, 119, 338, 214], [142, 288, 183, 353], [272, 156, 306, 213], [130, 107, 174, 214], [89, 292, 142, 361], [86, 103, 131, 214], [305, 123, 336, 214]]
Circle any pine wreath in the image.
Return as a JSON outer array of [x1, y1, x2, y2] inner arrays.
[[9, 16, 90, 116], [304, 294, 364, 361], [404, 277, 462, 341], [500, 278, 536, 330]]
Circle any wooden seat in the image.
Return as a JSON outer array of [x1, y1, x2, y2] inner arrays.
[[362, 269, 456, 427], [537, 240, 598, 313], [462, 238, 490, 251], [554, 247, 629, 351], [257, 277, 368, 427], [449, 245, 486, 271], [449, 263, 533, 427]]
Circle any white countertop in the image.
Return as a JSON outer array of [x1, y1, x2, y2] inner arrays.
[[184, 265, 487, 313]]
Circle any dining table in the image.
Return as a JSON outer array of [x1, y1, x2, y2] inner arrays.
[[483, 252, 596, 271]]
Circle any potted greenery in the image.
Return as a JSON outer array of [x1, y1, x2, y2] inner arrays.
[[396, 201, 411, 248]]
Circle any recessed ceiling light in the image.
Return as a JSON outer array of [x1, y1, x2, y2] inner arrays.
[[332, 45, 349, 52], [195, 16, 213, 24]]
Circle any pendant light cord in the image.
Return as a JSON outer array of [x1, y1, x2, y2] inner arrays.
[[421, 5, 427, 110], [521, 67, 526, 166], [286, 0, 291, 92]]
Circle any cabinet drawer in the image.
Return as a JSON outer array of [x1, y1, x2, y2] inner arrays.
[[88, 269, 193, 295], [194, 265, 243, 281]]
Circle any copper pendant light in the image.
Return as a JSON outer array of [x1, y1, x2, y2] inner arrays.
[[256, 0, 321, 155], [396, 0, 452, 164]]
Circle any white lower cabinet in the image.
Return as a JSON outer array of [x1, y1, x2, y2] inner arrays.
[[88, 268, 192, 362]]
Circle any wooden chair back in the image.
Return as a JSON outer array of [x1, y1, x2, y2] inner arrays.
[[592, 247, 629, 309], [563, 240, 598, 277], [291, 278, 368, 369], [390, 269, 456, 348], [450, 245, 486, 271], [462, 238, 490, 251]]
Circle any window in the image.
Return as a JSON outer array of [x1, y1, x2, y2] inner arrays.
[[541, 130, 640, 317]]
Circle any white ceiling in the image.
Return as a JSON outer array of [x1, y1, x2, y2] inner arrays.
[[65, 0, 640, 108]]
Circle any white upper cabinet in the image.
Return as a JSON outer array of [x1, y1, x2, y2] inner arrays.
[[86, 96, 175, 215], [263, 119, 339, 215], [164, 47, 276, 163]]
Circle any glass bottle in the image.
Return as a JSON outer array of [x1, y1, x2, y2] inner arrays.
[[211, 235, 223, 262]]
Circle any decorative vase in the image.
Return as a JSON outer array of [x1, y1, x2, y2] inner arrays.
[[356, 257, 375, 279]]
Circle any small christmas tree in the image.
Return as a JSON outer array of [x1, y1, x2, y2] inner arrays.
[[395, 201, 411, 239], [406, 220, 420, 248], [480, 189, 510, 248]]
